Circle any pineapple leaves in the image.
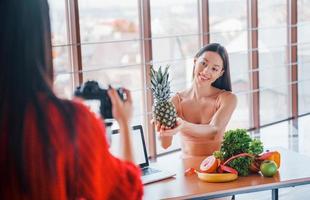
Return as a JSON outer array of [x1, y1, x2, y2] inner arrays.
[[150, 66, 155, 77], [150, 65, 172, 102]]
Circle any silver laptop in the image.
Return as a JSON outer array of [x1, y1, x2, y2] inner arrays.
[[110, 125, 175, 184]]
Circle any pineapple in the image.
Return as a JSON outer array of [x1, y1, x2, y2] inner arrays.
[[150, 66, 177, 128]]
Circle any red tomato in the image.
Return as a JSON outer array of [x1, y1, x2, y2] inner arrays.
[[184, 168, 196, 176]]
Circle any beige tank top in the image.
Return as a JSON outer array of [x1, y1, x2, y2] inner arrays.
[[175, 90, 228, 158]]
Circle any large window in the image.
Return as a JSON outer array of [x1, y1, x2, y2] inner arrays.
[[258, 0, 289, 125], [48, 0, 310, 157]]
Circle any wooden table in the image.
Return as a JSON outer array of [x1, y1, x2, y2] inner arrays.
[[143, 148, 310, 199]]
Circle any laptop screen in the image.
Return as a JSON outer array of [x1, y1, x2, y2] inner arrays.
[[110, 125, 149, 167]]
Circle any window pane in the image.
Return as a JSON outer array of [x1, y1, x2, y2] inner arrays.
[[228, 93, 251, 129], [52, 47, 74, 98], [298, 79, 310, 115], [79, 0, 139, 42], [209, 0, 247, 32], [229, 50, 251, 129], [298, 115, 310, 154], [298, 0, 310, 115], [150, 1, 199, 154], [298, 44, 310, 115], [209, 0, 250, 129], [257, 121, 289, 149], [150, 0, 199, 36], [48, 0, 73, 98], [78, 0, 142, 120], [258, 0, 288, 125], [49, 0, 68, 45], [258, 1, 286, 27], [81, 41, 140, 68], [152, 35, 200, 62], [260, 84, 289, 125]]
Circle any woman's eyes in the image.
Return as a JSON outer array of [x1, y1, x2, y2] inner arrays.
[[200, 61, 206, 65], [200, 62, 219, 72]]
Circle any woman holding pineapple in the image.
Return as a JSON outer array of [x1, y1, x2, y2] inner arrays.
[[153, 43, 237, 158]]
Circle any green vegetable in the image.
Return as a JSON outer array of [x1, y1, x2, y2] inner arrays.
[[221, 129, 252, 160], [228, 157, 252, 176], [249, 139, 264, 155], [220, 129, 264, 176]]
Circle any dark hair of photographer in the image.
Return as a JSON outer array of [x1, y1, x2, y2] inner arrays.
[[0, 0, 142, 199]]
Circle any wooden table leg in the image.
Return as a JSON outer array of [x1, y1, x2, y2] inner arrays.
[[272, 188, 279, 200]]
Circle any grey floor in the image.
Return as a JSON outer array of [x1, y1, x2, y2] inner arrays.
[[236, 114, 310, 200]]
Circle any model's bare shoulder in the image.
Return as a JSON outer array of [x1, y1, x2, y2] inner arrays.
[[220, 91, 237, 108], [171, 95, 179, 106], [171, 90, 189, 114], [171, 90, 188, 101]]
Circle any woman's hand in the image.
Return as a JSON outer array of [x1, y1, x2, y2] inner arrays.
[[108, 87, 135, 162], [108, 87, 133, 126], [156, 118, 184, 137]]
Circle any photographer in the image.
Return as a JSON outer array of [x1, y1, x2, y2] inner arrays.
[[0, 0, 142, 199]]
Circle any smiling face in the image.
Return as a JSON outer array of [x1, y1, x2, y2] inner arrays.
[[193, 51, 224, 86]]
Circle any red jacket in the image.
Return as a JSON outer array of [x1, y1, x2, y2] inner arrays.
[[0, 99, 143, 200]]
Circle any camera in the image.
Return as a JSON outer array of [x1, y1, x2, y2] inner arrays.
[[74, 80, 125, 120]]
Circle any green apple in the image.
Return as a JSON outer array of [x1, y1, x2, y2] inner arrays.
[[260, 160, 278, 177]]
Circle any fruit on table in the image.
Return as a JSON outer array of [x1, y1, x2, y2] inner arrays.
[[266, 151, 281, 168], [258, 151, 281, 168], [200, 155, 220, 173], [150, 66, 177, 128], [184, 168, 196, 176], [196, 171, 238, 183], [219, 165, 238, 175], [260, 160, 278, 177]]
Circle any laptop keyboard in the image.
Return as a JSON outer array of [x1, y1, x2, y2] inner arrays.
[[142, 167, 161, 176]]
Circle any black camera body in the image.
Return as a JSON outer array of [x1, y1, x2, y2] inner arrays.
[[74, 80, 125, 120]]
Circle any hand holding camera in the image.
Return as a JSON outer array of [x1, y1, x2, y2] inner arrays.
[[74, 81, 128, 120], [108, 87, 133, 126], [75, 81, 134, 162]]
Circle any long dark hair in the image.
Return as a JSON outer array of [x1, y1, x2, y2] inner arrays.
[[193, 43, 232, 91], [0, 0, 75, 193]]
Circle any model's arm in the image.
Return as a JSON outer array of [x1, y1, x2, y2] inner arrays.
[[158, 93, 237, 140], [181, 93, 237, 139], [158, 132, 173, 149]]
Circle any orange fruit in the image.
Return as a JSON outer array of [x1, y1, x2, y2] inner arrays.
[[200, 155, 219, 173], [267, 151, 281, 169]]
